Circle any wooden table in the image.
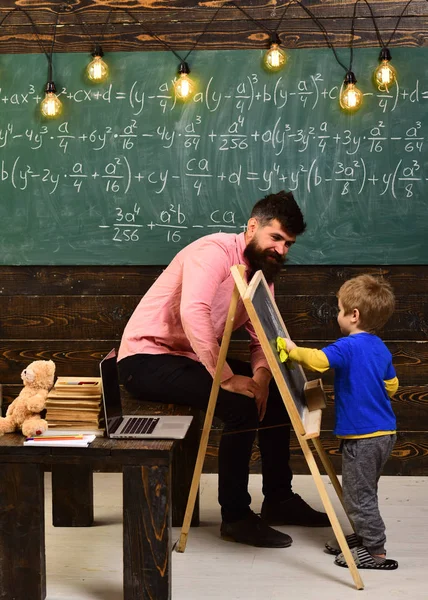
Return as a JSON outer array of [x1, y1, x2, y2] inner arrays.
[[0, 434, 180, 600]]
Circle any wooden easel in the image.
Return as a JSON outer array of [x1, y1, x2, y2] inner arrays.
[[176, 265, 364, 590]]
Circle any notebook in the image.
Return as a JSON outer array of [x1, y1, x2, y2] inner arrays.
[[23, 434, 96, 447], [99, 349, 193, 439]]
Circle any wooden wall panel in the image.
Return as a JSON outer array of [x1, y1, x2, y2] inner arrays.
[[0, 294, 426, 342], [0, 1, 428, 53], [0, 263, 427, 476], [204, 430, 428, 476], [0, 0, 427, 475], [0, 338, 427, 385], [0, 265, 426, 296]]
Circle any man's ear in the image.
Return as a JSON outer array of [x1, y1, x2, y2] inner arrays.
[[246, 217, 258, 238]]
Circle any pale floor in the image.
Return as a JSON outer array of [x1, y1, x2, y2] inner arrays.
[[44, 473, 427, 600]]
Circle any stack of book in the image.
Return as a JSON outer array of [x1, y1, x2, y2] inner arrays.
[[46, 376, 104, 435]]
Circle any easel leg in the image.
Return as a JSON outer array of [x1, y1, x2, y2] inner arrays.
[[299, 437, 364, 590], [312, 437, 349, 518], [175, 397, 218, 553], [176, 271, 244, 553]]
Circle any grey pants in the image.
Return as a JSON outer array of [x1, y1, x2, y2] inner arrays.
[[341, 434, 396, 555]]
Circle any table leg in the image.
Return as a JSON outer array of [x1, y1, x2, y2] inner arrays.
[[0, 463, 46, 599], [172, 410, 200, 527], [123, 464, 171, 600], [52, 464, 94, 526]]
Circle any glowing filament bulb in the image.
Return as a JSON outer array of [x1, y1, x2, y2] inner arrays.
[[340, 72, 363, 112], [374, 49, 396, 91], [40, 82, 62, 118], [174, 62, 194, 101], [264, 43, 287, 72], [377, 61, 394, 84], [87, 55, 109, 82]]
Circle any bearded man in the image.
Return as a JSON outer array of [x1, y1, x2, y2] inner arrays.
[[118, 190, 329, 548]]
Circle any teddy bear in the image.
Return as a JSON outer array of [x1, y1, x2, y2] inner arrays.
[[0, 360, 56, 438]]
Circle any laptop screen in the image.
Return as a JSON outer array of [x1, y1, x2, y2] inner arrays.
[[99, 349, 123, 432]]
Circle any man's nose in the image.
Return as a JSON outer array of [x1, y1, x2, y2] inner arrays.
[[276, 241, 288, 255]]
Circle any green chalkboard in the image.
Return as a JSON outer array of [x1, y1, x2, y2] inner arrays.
[[0, 48, 427, 265]]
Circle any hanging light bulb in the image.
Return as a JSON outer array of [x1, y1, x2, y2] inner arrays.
[[174, 62, 195, 101], [86, 45, 109, 83], [40, 81, 62, 118], [373, 47, 397, 91], [263, 33, 287, 72], [339, 71, 363, 112]]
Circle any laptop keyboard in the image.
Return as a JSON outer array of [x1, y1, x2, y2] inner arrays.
[[121, 417, 160, 435]]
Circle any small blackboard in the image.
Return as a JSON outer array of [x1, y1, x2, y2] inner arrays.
[[241, 269, 321, 437]]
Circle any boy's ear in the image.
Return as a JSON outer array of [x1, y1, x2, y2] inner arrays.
[[352, 308, 360, 323]]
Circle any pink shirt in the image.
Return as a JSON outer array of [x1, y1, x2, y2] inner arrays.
[[118, 232, 271, 382]]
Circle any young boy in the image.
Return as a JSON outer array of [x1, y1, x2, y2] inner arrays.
[[284, 274, 399, 570]]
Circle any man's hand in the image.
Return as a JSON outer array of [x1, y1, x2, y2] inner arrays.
[[252, 367, 271, 421], [221, 374, 260, 398]]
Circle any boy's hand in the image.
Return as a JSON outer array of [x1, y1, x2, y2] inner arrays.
[[277, 337, 296, 362], [286, 338, 297, 351]]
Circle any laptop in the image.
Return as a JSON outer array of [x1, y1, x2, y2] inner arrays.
[[99, 349, 193, 439]]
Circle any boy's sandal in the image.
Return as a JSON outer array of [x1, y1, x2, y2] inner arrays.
[[325, 532, 361, 555], [334, 546, 398, 570]]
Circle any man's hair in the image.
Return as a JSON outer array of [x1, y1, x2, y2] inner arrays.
[[250, 191, 306, 236], [338, 274, 395, 333]]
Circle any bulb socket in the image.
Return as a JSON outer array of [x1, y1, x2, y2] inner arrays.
[[344, 71, 357, 85], [270, 32, 281, 46], [379, 47, 392, 62], [92, 44, 104, 58], [178, 62, 190, 75], [45, 81, 57, 93]]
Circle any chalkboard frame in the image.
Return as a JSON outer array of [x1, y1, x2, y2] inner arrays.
[[240, 268, 322, 438]]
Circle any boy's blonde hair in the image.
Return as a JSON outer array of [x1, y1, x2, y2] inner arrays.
[[338, 274, 395, 333]]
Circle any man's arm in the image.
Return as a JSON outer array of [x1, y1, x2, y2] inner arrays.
[[179, 240, 259, 398], [180, 242, 234, 382], [245, 318, 273, 419], [245, 319, 271, 374], [252, 366, 272, 420]]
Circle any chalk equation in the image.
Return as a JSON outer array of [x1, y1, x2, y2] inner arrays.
[[0, 72, 426, 116], [99, 203, 243, 244], [0, 154, 424, 199], [0, 118, 424, 156], [0, 48, 427, 264]]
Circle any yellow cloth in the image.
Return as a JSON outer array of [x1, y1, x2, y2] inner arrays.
[[276, 337, 289, 363]]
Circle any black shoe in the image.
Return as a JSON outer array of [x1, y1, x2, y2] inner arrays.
[[220, 511, 292, 548], [261, 493, 330, 527]]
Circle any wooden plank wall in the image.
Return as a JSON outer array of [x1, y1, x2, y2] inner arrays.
[[0, 0, 427, 475]]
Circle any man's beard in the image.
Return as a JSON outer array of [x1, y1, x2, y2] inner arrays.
[[244, 239, 284, 283]]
